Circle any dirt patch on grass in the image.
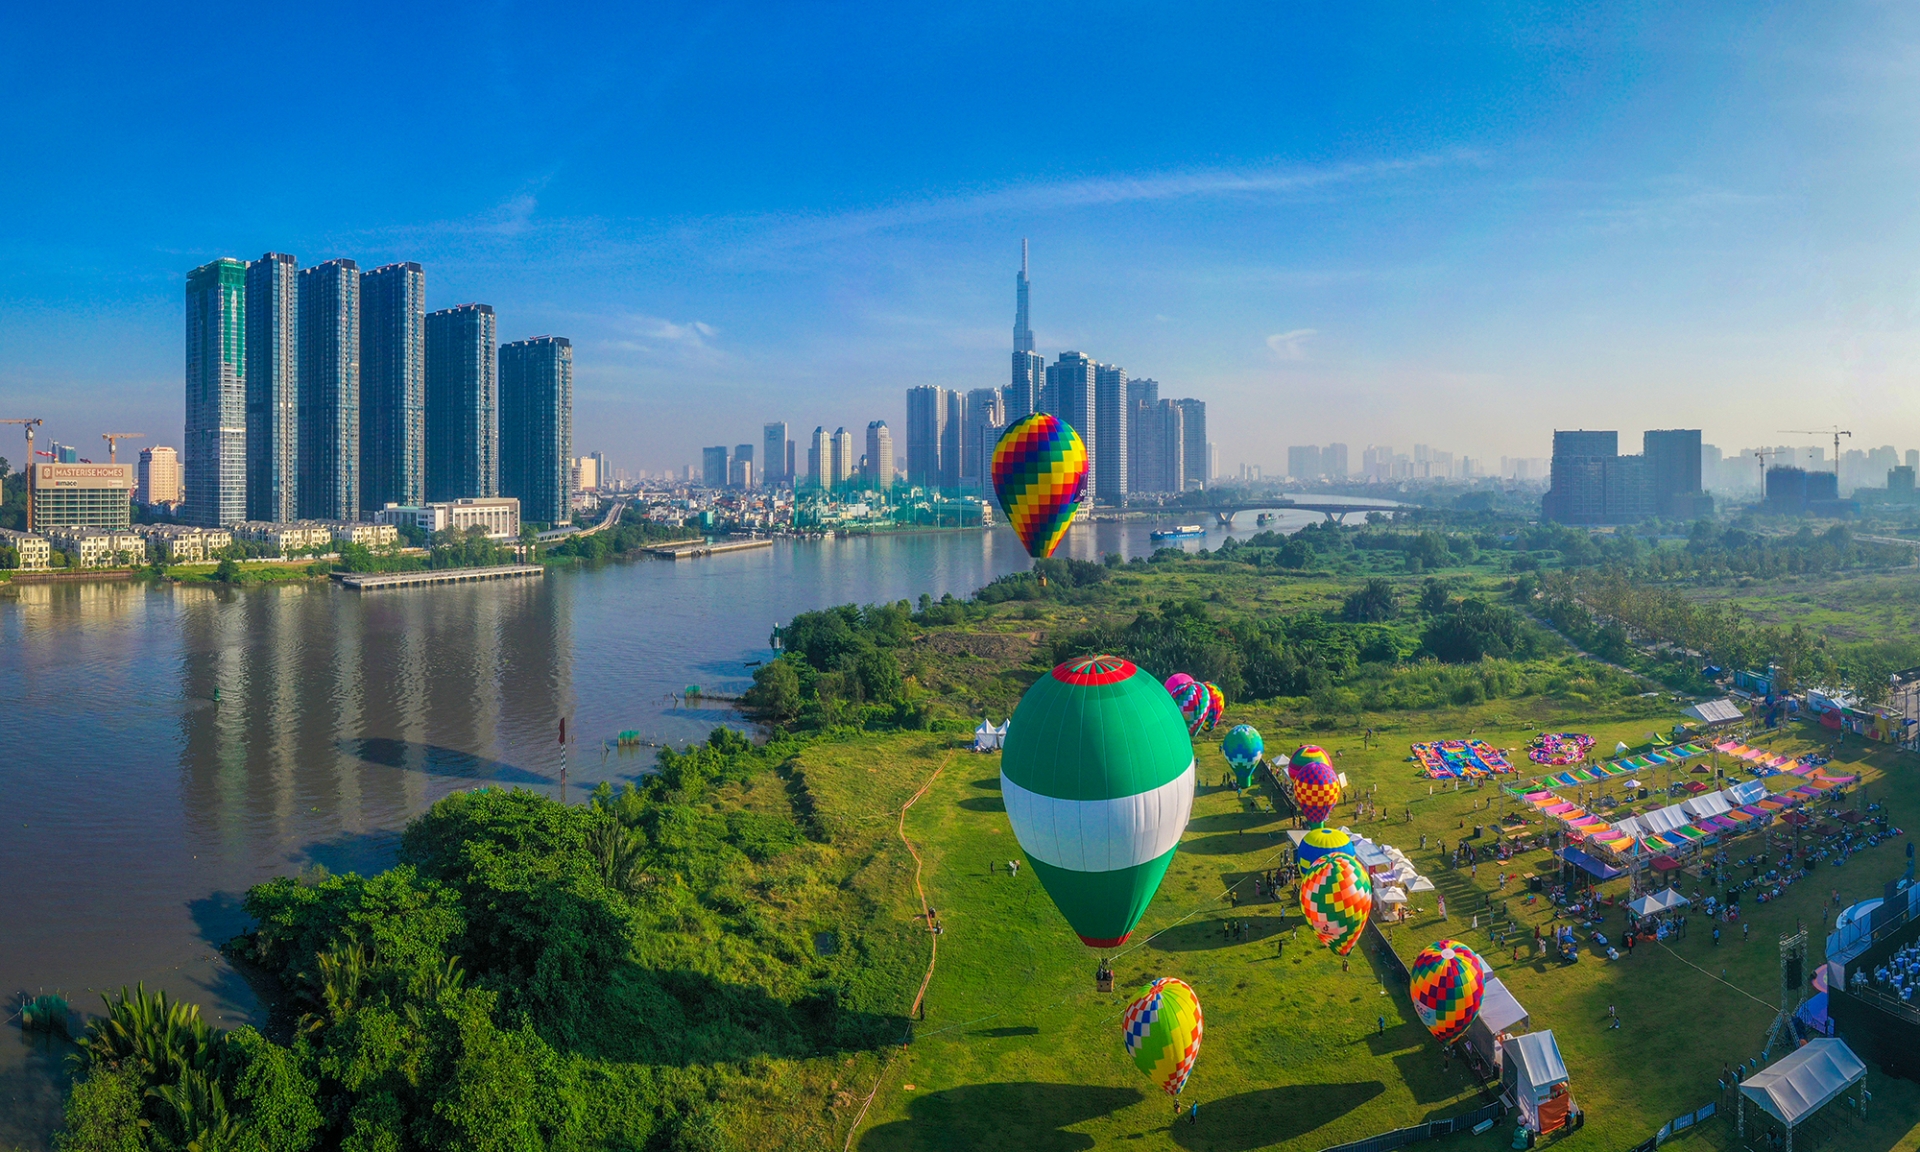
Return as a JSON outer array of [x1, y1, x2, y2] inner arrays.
[[914, 631, 1040, 664]]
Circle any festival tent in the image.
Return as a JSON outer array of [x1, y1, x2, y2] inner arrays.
[[1684, 698, 1744, 726], [1726, 780, 1768, 805], [1627, 888, 1690, 917], [1737, 1038, 1866, 1145], [1408, 875, 1436, 893], [1557, 845, 1626, 881], [1503, 1030, 1574, 1134], [1468, 977, 1530, 1068], [1377, 887, 1408, 904], [1683, 791, 1733, 820], [972, 718, 1008, 752], [1640, 805, 1693, 836]]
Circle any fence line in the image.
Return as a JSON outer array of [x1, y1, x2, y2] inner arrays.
[[1318, 1100, 1508, 1152]]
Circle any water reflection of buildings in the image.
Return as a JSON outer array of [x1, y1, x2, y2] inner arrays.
[[175, 578, 567, 870]]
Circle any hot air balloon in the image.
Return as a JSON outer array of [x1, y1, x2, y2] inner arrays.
[[1294, 824, 1355, 868], [1299, 854, 1373, 955], [1220, 725, 1265, 788], [991, 413, 1089, 561], [1170, 680, 1209, 735], [1410, 940, 1489, 1045], [1201, 683, 1225, 732], [1164, 672, 1195, 695], [1001, 654, 1196, 948], [1287, 745, 1342, 825], [1122, 977, 1203, 1097]]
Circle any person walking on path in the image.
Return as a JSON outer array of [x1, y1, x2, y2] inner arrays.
[[1713, 927, 1721, 946]]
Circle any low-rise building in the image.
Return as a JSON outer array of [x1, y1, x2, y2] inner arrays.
[[233, 521, 333, 553], [46, 526, 145, 568], [329, 522, 398, 548], [376, 498, 520, 540], [28, 462, 135, 532], [137, 524, 233, 563], [0, 528, 52, 570]]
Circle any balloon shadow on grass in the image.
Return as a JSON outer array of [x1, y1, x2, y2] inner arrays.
[[1186, 810, 1279, 834], [957, 795, 1006, 813], [1147, 915, 1287, 952], [1166, 1082, 1385, 1151], [970, 776, 1001, 790], [859, 1083, 1142, 1152], [1181, 830, 1287, 856]]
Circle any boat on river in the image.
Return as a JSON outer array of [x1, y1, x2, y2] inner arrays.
[[1149, 524, 1206, 541]]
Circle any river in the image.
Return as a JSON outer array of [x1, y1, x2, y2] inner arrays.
[[0, 508, 1359, 1142]]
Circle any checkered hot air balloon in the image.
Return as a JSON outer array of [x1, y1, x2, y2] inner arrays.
[[1169, 680, 1208, 735], [1299, 853, 1373, 955], [1122, 977, 1204, 1097], [1001, 655, 1196, 948], [1287, 744, 1341, 825], [991, 414, 1089, 560], [1410, 939, 1489, 1045], [1219, 724, 1264, 789], [1163, 673, 1195, 695]]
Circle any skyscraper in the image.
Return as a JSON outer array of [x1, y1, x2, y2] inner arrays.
[[1175, 398, 1207, 491], [297, 259, 360, 520], [1050, 352, 1097, 498], [360, 261, 425, 512], [941, 390, 964, 489], [1008, 351, 1043, 424], [245, 252, 298, 522], [499, 336, 572, 526], [1643, 429, 1704, 517], [184, 257, 248, 527], [702, 446, 730, 487], [905, 386, 948, 488], [962, 388, 1001, 489], [1132, 399, 1185, 493], [1093, 362, 1128, 502], [734, 443, 756, 488], [137, 445, 182, 506], [425, 303, 498, 502], [808, 425, 829, 488], [763, 422, 789, 486], [865, 421, 894, 487], [1014, 238, 1034, 354], [831, 428, 854, 485]]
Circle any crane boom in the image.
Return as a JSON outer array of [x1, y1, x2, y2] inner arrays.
[[1777, 427, 1852, 476], [101, 432, 145, 463]]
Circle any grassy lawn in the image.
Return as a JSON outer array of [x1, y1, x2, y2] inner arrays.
[[793, 712, 1920, 1152]]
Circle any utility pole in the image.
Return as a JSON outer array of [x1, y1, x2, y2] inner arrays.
[[101, 432, 144, 463], [1, 418, 45, 531]]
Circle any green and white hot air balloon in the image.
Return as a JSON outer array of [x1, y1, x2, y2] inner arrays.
[[1001, 654, 1196, 948]]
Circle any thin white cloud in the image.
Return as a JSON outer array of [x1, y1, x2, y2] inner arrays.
[[1266, 329, 1318, 360]]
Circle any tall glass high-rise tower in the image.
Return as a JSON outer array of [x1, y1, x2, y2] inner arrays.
[[425, 303, 498, 502], [499, 336, 573, 526], [245, 252, 299, 522], [360, 262, 426, 512], [298, 259, 360, 520], [185, 258, 248, 527]]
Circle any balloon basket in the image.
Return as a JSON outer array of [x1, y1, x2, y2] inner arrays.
[[1095, 958, 1114, 993]]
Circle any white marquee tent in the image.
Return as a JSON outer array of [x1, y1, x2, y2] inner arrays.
[[1738, 1039, 1866, 1151]]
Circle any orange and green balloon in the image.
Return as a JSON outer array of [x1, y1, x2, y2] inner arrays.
[[1300, 853, 1373, 955], [991, 414, 1089, 559], [1410, 939, 1489, 1045], [1121, 977, 1204, 1096]]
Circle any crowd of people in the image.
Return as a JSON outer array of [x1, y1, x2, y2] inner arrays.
[[1867, 940, 1920, 1001]]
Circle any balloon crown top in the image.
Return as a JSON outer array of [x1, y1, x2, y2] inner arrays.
[[1053, 654, 1136, 686]]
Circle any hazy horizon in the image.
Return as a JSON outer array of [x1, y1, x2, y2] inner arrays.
[[7, 4, 1920, 475]]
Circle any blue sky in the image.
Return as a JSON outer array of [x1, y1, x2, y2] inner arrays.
[[5, 2, 1920, 475]]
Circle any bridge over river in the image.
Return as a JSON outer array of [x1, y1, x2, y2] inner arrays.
[[1152, 499, 1406, 526]]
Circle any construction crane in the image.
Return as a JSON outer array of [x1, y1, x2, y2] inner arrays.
[[1778, 427, 1852, 476], [101, 432, 144, 463], [1, 418, 45, 531]]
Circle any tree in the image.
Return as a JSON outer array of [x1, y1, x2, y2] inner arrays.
[[1342, 579, 1396, 623], [1422, 599, 1525, 663], [742, 658, 803, 722], [1418, 578, 1451, 616], [215, 557, 240, 583]]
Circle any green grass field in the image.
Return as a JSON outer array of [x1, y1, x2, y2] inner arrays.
[[790, 711, 1920, 1152]]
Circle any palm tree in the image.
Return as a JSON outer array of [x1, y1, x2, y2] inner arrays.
[[74, 984, 217, 1082], [149, 1067, 241, 1152]]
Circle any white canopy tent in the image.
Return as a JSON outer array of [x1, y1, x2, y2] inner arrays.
[[1683, 792, 1733, 820], [1738, 1039, 1867, 1151], [1726, 780, 1768, 805], [972, 718, 1008, 752], [1467, 977, 1531, 1069], [1408, 875, 1436, 893], [1503, 1030, 1574, 1133], [1684, 698, 1745, 726], [1627, 888, 1690, 918]]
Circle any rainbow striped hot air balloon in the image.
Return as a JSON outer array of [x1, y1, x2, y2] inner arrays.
[[1122, 977, 1203, 1097], [1410, 940, 1490, 1045], [1220, 724, 1264, 789], [1288, 744, 1341, 825], [1001, 655, 1195, 948], [1201, 683, 1225, 732], [1299, 853, 1373, 955], [1294, 824, 1355, 869], [991, 414, 1089, 560]]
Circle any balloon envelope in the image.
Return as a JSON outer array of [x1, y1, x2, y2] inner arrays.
[[1295, 824, 1354, 868], [1300, 854, 1373, 955], [1288, 746, 1341, 825], [1220, 725, 1265, 788], [1202, 683, 1225, 731], [1000, 655, 1196, 947], [1122, 977, 1204, 1096], [1164, 673, 1195, 694], [991, 414, 1089, 559], [1170, 680, 1209, 735], [1410, 940, 1489, 1045]]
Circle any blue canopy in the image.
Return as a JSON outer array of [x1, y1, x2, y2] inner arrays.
[[1557, 845, 1627, 881]]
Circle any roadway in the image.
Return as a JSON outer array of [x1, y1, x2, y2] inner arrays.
[[537, 498, 629, 542]]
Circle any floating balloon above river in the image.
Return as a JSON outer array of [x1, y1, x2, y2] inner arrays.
[[990, 414, 1089, 560], [1000, 654, 1196, 948], [1122, 977, 1204, 1097], [1410, 940, 1489, 1045], [1220, 725, 1265, 788]]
